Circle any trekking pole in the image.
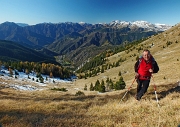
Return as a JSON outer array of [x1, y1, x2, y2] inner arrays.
[[120, 78, 136, 103], [151, 74, 160, 108]]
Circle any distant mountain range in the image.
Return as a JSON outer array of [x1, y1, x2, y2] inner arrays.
[[109, 20, 171, 31], [0, 21, 172, 66], [16, 23, 29, 27], [0, 40, 58, 64]]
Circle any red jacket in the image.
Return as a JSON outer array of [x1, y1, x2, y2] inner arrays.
[[138, 58, 153, 79], [134, 56, 159, 80]]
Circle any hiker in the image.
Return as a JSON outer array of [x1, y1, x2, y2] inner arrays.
[[134, 49, 159, 100]]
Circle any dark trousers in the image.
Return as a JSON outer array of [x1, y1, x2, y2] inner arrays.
[[136, 79, 150, 100]]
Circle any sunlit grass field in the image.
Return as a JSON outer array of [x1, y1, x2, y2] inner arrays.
[[0, 79, 180, 127]]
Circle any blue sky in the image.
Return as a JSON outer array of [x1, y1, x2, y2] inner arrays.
[[0, 0, 180, 25]]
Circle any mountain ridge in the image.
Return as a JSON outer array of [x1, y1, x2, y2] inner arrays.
[[0, 40, 58, 64], [0, 21, 172, 67]]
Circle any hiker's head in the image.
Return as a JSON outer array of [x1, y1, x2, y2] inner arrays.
[[142, 49, 151, 61]]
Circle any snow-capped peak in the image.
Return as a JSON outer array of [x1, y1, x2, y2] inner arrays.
[[109, 20, 172, 31], [79, 21, 85, 24]]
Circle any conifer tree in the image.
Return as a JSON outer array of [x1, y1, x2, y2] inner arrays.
[[106, 77, 109, 83], [97, 67, 100, 73], [90, 83, 94, 91], [84, 84, 87, 90], [118, 71, 121, 76], [89, 72, 92, 77], [40, 77, 44, 83], [105, 77, 110, 91], [101, 67, 104, 73], [99, 80, 105, 93], [114, 76, 126, 90], [94, 80, 100, 91]]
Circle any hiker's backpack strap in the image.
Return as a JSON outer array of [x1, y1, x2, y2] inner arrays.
[[152, 61, 159, 73], [134, 57, 142, 72], [151, 56, 159, 73]]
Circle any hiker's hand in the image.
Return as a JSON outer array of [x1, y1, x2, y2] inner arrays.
[[135, 73, 139, 79], [149, 69, 153, 73]]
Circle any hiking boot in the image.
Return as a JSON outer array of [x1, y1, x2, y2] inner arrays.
[[134, 95, 140, 101]]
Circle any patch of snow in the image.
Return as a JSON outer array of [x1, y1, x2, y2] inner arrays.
[[9, 84, 39, 91], [74, 88, 80, 90], [1, 82, 8, 85], [0, 66, 75, 91]]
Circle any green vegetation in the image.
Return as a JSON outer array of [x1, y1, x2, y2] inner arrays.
[[0, 40, 57, 64], [75, 91, 85, 96], [114, 76, 126, 90], [1, 60, 72, 79], [89, 75, 126, 93], [76, 38, 147, 80], [76, 52, 106, 73], [50, 87, 68, 92]]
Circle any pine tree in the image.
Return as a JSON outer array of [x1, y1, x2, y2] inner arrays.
[[101, 67, 104, 73], [118, 71, 121, 76], [84, 73, 87, 79], [97, 67, 100, 73], [90, 83, 94, 91], [84, 84, 87, 90], [114, 76, 126, 90], [94, 80, 100, 91], [99, 80, 105, 93], [39, 77, 44, 83], [105, 77, 110, 91]]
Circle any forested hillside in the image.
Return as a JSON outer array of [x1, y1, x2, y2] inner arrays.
[[0, 40, 57, 64]]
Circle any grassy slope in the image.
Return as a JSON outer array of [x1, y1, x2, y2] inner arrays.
[[0, 81, 179, 127], [76, 23, 180, 89], [0, 23, 180, 127]]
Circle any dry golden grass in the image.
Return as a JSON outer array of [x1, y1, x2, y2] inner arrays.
[[0, 81, 180, 127], [0, 23, 180, 127]]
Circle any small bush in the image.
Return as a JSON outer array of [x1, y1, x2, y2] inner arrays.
[[84, 84, 87, 90], [75, 91, 85, 96], [50, 87, 68, 92]]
